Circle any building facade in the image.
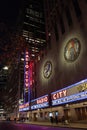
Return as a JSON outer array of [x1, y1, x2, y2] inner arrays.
[[31, 0, 87, 122], [19, 0, 87, 122]]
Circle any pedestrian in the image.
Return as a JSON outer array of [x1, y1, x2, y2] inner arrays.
[[55, 115, 58, 124], [49, 112, 54, 123], [50, 116, 54, 123]]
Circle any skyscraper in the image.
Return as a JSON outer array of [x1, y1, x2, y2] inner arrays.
[[18, 0, 46, 59]]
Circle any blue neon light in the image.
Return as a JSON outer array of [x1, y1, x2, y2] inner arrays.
[[19, 107, 29, 112], [52, 90, 87, 106], [30, 94, 49, 110], [31, 102, 49, 110]]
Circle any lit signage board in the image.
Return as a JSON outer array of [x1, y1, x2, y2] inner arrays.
[[51, 79, 87, 106], [24, 51, 30, 93], [19, 102, 30, 112], [24, 51, 34, 103], [52, 91, 87, 106], [31, 95, 49, 110]]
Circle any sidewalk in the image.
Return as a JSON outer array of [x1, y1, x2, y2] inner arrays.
[[18, 120, 87, 129]]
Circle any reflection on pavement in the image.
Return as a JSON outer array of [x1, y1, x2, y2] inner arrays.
[[0, 121, 81, 130]]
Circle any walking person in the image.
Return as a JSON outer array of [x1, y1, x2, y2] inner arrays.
[[49, 112, 54, 124], [55, 115, 58, 124]]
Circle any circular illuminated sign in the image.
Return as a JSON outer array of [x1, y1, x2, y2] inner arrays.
[[43, 61, 52, 78], [64, 38, 81, 62]]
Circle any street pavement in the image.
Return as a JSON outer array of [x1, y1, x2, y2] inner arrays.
[[0, 121, 86, 130], [22, 120, 87, 129]]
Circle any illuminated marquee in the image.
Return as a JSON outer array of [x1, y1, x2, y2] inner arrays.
[[31, 95, 49, 110], [19, 102, 30, 112], [51, 79, 87, 106], [52, 91, 87, 106]]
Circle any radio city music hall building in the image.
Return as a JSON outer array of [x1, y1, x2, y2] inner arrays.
[[19, 0, 87, 122]]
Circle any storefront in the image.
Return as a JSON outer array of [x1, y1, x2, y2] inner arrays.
[[19, 102, 30, 121], [19, 79, 87, 122], [30, 94, 50, 121], [51, 79, 87, 121]]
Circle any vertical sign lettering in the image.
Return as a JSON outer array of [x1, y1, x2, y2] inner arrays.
[[24, 51, 30, 102]]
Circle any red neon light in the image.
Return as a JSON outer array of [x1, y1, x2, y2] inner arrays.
[[29, 61, 34, 86], [37, 96, 48, 104], [24, 51, 30, 91], [19, 102, 29, 109], [52, 90, 67, 100]]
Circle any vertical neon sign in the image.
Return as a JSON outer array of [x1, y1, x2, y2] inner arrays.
[[24, 51, 30, 102], [28, 61, 34, 100], [24, 50, 34, 103]]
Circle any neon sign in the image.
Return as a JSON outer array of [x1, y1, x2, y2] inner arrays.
[[24, 50, 34, 103], [51, 79, 87, 106], [37, 96, 48, 104], [24, 51, 30, 92], [31, 95, 49, 110], [52, 91, 87, 106], [29, 61, 33, 86], [19, 102, 30, 112], [51, 90, 67, 100]]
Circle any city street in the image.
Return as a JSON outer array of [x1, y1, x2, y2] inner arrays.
[[0, 121, 84, 130]]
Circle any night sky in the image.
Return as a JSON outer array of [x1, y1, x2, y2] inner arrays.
[[0, 0, 22, 69], [0, 0, 21, 26]]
